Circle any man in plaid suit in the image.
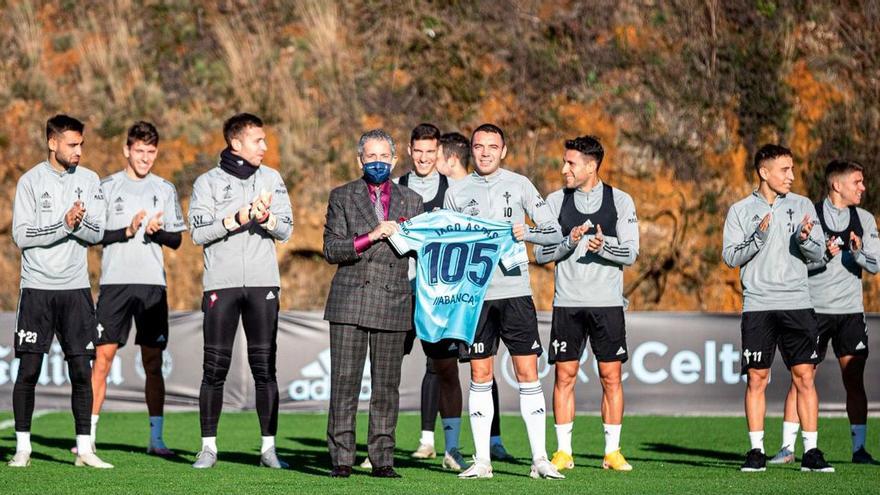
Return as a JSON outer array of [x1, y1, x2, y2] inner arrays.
[[323, 129, 424, 478]]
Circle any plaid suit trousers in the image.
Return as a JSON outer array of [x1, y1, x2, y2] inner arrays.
[[326, 323, 407, 468]]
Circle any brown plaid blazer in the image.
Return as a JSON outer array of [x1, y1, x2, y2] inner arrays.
[[323, 178, 424, 332]]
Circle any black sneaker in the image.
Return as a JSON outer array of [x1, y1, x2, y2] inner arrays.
[[801, 448, 835, 472], [741, 448, 767, 472], [852, 447, 878, 465]]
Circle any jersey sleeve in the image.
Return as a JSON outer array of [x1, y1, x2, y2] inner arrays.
[[722, 204, 766, 268], [387, 217, 423, 255], [854, 209, 880, 274], [499, 239, 529, 270], [532, 192, 575, 264], [164, 182, 187, 233], [12, 175, 70, 248], [263, 172, 293, 242], [189, 174, 228, 245], [521, 179, 563, 246]]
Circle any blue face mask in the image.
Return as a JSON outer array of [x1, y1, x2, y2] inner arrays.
[[362, 161, 392, 184]]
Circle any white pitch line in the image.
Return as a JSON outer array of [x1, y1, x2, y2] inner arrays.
[[0, 410, 50, 430]]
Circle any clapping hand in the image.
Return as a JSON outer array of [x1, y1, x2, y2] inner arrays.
[[587, 224, 605, 253]]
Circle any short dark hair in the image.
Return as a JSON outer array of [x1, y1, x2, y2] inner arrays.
[[126, 121, 159, 147], [439, 132, 470, 169], [471, 123, 505, 146], [753, 144, 792, 173], [410, 123, 441, 144], [223, 113, 263, 146], [564, 135, 604, 169], [825, 159, 864, 189], [46, 114, 84, 140]]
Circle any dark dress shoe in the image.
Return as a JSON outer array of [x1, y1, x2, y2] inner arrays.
[[330, 465, 352, 478], [371, 466, 401, 478]]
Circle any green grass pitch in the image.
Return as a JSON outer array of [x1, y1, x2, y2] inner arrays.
[[1, 411, 876, 494]]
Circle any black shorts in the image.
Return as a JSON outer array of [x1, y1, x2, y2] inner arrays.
[[740, 309, 819, 373], [421, 338, 461, 360], [14, 288, 98, 358], [549, 306, 627, 364], [458, 296, 542, 360], [96, 284, 169, 349], [816, 313, 868, 361], [202, 286, 279, 352]]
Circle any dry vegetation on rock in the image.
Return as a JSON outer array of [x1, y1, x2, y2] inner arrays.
[[0, 0, 877, 311]]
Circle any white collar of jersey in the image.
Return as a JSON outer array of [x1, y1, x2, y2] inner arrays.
[[408, 171, 440, 184], [121, 170, 152, 183], [751, 189, 788, 205], [470, 168, 504, 183], [41, 160, 76, 177], [578, 180, 604, 194], [824, 196, 848, 214]]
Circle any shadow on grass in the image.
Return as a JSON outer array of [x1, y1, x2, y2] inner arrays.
[[284, 436, 530, 476], [29, 434, 198, 465], [1, 444, 68, 466], [633, 442, 742, 468]]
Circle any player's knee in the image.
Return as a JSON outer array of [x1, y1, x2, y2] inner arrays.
[[470, 359, 494, 383], [143, 359, 163, 379], [141, 349, 162, 371], [791, 370, 815, 391], [515, 371, 538, 383], [437, 368, 459, 387], [554, 368, 577, 389], [842, 369, 865, 390], [92, 356, 112, 376], [247, 348, 277, 383], [15, 354, 42, 385], [471, 369, 493, 384], [746, 371, 769, 391], [141, 348, 165, 381], [512, 359, 538, 383], [202, 347, 232, 384], [600, 372, 622, 392], [67, 356, 92, 385], [840, 357, 866, 382], [249, 361, 277, 383]]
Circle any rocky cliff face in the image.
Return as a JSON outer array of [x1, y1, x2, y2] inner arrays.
[[1, 1, 877, 311]]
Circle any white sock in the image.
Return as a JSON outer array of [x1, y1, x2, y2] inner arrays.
[[15, 431, 31, 454], [76, 434, 94, 455], [749, 431, 764, 453], [468, 380, 494, 462], [201, 436, 217, 453], [442, 417, 461, 453], [555, 422, 573, 455], [802, 431, 818, 452], [851, 424, 867, 453], [518, 380, 548, 462], [261, 435, 275, 454], [90, 414, 99, 441], [149, 416, 164, 446], [490, 435, 503, 447], [604, 423, 622, 454], [781, 421, 799, 451], [420, 430, 435, 446]]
